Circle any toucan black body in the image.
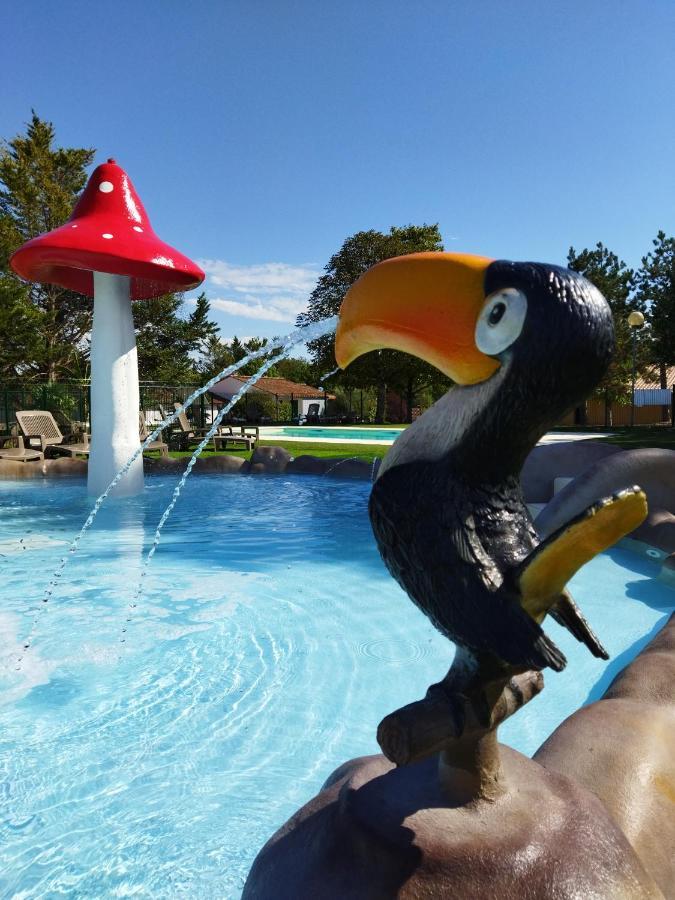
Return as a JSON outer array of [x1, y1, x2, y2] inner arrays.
[[367, 262, 617, 673]]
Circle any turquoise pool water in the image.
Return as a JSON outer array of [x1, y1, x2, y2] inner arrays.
[[0, 475, 672, 897], [279, 426, 404, 441]]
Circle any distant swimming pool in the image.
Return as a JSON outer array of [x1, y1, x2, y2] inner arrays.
[[269, 426, 405, 443], [0, 475, 672, 897]]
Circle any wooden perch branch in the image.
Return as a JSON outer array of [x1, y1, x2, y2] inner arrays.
[[377, 670, 544, 767]]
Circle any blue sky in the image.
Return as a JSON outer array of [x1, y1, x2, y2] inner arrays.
[[3, 1, 675, 343]]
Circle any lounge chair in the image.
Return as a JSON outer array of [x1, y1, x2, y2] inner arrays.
[[15, 410, 90, 458], [304, 403, 323, 425], [139, 413, 169, 458], [213, 425, 259, 452], [165, 402, 226, 450], [0, 433, 43, 463]]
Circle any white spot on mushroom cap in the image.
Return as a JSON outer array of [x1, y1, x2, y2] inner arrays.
[[99, 181, 114, 193], [133, 226, 143, 233], [102, 233, 113, 239], [71, 225, 78, 228]]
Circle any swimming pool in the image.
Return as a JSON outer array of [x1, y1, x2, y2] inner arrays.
[[0, 475, 672, 897], [264, 426, 405, 443]]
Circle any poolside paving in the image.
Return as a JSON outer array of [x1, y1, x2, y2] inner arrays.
[[259, 427, 613, 447]]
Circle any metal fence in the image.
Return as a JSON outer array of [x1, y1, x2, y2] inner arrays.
[[0, 382, 214, 435], [2, 382, 673, 436]]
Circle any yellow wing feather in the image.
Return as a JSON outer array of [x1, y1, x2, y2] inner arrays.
[[519, 487, 648, 621]]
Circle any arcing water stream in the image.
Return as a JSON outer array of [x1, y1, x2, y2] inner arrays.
[[128, 345, 297, 624], [18, 317, 338, 663]]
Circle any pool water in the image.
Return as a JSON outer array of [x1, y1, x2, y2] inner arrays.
[[278, 426, 404, 441], [0, 475, 672, 898]]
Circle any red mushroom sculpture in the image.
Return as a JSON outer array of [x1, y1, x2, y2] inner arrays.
[[10, 159, 204, 496]]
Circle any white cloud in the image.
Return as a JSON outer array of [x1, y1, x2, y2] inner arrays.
[[197, 259, 320, 323], [219, 335, 256, 345], [208, 298, 292, 322]]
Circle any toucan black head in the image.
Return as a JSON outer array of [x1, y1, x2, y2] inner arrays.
[[482, 260, 614, 416], [334, 253, 614, 477]]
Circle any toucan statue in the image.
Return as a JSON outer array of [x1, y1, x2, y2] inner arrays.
[[335, 252, 648, 796], [243, 253, 667, 900]]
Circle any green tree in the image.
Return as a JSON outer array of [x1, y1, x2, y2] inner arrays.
[[567, 243, 648, 421], [274, 355, 315, 385], [298, 225, 449, 421], [0, 112, 95, 379], [633, 231, 675, 385], [197, 334, 235, 380], [133, 291, 219, 383]]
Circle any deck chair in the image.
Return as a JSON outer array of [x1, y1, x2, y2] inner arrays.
[[167, 402, 223, 450], [212, 425, 259, 452], [0, 434, 43, 463], [304, 402, 322, 424], [15, 410, 90, 458], [139, 413, 169, 458]]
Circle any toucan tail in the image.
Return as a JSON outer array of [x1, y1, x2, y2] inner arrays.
[[530, 631, 567, 672], [549, 589, 609, 660]]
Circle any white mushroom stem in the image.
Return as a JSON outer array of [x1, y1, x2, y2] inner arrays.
[[87, 272, 144, 497]]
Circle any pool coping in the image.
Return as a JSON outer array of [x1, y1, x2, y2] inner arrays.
[[258, 426, 405, 445]]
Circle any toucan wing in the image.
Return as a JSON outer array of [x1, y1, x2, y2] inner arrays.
[[514, 486, 647, 655]]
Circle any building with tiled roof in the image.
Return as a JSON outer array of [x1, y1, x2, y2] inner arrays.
[[635, 365, 675, 390], [209, 375, 335, 420]]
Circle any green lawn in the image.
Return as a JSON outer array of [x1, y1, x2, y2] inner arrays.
[[152, 425, 674, 464]]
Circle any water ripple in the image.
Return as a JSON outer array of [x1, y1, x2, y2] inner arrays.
[[0, 475, 671, 898]]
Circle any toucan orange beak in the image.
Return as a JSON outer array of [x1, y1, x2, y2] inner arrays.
[[334, 252, 500, 385]]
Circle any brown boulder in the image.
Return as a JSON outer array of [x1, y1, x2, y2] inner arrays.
[[248, 446, 292, 474], [143, 455, 188, 474], [0, 459, 44, 478], [243, 748, 661, 899], [42, 457, 87, 477], [535, 614, 675, 898], [192, 454, 248, 474], [244, 616, 675, 899], [323, 457, 377, 480], [285, 455, 327, 476], [521, 440, 623, 503]]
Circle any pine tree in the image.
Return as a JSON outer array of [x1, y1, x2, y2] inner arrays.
[[634, 231, 675, 383], [133, 291, 219, 382], [567, 244, 648, 418], [0, 112, 95, 379]]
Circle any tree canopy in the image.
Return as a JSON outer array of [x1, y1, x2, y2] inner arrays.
[[633, 231, 675, 379], [2, 114, 673, 424], [298, 225, 452, 421], [567, 243, 650, 404], [0, 112, 95, 380]]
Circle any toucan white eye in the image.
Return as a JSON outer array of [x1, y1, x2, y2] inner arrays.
[[475, 288, 528, 356]]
